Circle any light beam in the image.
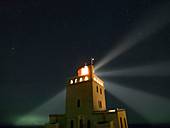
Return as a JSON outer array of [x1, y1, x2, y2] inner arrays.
[[104, 81, 170, 124], [15, 89, 66, 126], [96, 62, 170, 77], [95, 3, 169, 71]]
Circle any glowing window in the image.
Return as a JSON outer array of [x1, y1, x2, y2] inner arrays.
[[79, 77, 83, 82], [85, 76, 88, 81], [75, 79, 77, 83], [101, 83, 103, 86], [70, 80, 73, 84], [81, 66, 89, 76], [108, 110, 116, 112], [94, 77, 96, 81], [97, 79, 99, 83]]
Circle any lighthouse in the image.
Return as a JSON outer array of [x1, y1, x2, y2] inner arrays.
[[45, 59, 128, 128]]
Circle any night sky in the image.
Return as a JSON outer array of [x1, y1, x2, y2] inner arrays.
[[0, 0, 170, 126]]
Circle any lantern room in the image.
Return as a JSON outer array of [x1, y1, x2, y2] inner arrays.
[[78, 64, 94, 76], [67, 64, 104, 87], [78, 65, 89, 76]]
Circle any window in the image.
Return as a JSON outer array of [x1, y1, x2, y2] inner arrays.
[[75, 79, 77, 83], [100, 88, 102, 94], [80, 119, 83, 128], [71, 120, 73, 128], [70, 80, 73, 84], [98, 101, 102, 108], [124, 118, 127, 128], [96, 86, 98, 93], [80, 77, 83, 82], [120, 117, 123, 128], [87, 120, 90, 128], [77, 99, 80, 107], [85, 76, 88, 81]]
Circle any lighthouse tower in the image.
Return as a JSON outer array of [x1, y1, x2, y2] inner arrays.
[[66, 63, 106, 115], [45, 59, 128, 128]]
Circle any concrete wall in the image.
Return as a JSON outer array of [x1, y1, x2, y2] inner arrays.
[[44, 123, 59, 128], [66, 78, 94, 116], [92, 79, 106, 111], [47, 110, 128, 128], [49, 114, 65, 123], [117, 110, 128, 128]]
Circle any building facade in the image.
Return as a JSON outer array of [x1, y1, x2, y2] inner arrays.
[[45, 64, 128, 128]]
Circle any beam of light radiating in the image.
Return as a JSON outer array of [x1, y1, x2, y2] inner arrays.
[[104, 80, 170, 124], [96, 62, 170, 77], [95, 3, 170, 71], [15, 89, 66, 126]]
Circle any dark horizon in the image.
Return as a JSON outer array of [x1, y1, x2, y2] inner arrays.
[[1, 124, 170, 128]]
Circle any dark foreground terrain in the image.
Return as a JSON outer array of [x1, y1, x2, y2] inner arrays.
[[0, 124, 170, 128]]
